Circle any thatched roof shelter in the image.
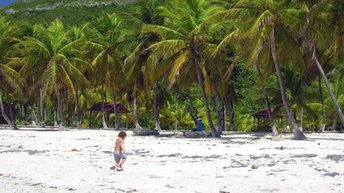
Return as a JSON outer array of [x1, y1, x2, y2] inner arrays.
[[252, 109, 284, 130], [252, 109, 283, 119]]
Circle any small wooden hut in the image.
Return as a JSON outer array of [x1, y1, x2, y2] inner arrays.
[[252, 109, 283, 130], [88, 102, 129, 128]]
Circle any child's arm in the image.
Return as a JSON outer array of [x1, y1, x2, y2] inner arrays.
[[120, 140, 126, 153]]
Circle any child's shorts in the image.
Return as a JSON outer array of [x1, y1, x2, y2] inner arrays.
[[114, 152, 127, 162]]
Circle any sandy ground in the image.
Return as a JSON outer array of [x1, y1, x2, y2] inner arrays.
[[0, 129, 343, 193]]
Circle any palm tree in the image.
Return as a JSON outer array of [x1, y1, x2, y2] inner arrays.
[[87, 14, 128, 129], [67, 24, 92, 128], [298, 0, 344, 127], [121, 0, 165, 130], [142, 0, 221, 137], [212, 0, 307, 139], [0, 17, 21, 130], [19, 19, 87, 129]]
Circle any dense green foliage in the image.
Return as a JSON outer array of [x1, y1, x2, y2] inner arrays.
[[0, 0, 344, 138]]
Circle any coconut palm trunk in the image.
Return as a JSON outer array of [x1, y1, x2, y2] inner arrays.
[[270, 28, 306, 140], [38, 87, 45, 127], [300, 107, 304, 131], [29, 99, 37, 126], [314, 56, 344, 126], [55, 86, 64, 130], [224, 86, 236, 131], [0, 93, 17, 130], [8, 100, 17, 129], [195, 63, 219, 137], [111, 87, 119, 130], [215, 93, 222, 134], [212, 79, 223, 134], [257, 67, 279, 136], [74, 86, 81, 128], [153, 82, 161, 131], [53, 107, 58, 127], [318, 76, 326, 132], [133, 93, 142, 129], [183, 92, 198, 125], [101, 83, 108, 129]]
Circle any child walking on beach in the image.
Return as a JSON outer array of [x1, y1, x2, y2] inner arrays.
[[111, 131, 127, 171]]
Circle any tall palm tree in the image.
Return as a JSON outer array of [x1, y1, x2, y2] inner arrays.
[[142, 0, 222, 137], [20, 19, 87, 129], [212, 0, 307, 139], [297, 0, 344, 127], [0, 17, 21, 130], [121, 0, 165, 130], [87, 14, 128, 129], [67, 24, 92, 128]]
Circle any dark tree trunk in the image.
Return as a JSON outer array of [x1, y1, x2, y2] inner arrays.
[[53, 106, 58, 127], [30, 100, 38, 127], [318, 76, 326, 132], [0, 93, 18, 129], [8, 100, 17, 130], [332, 115, 337, 131], [257, 67, 279, 136], [215, 93, 222, 134], [224, 86, 236, 131], [300, 107, 304, 131], [314, 56, 344, 126], [38, 87, 45, 127], [75, 86, 81, 128], [55, 86, 64, 130], [21, 103, 25, 120], [270, 28, 306, 140], [195, 64, 219, 137], [183, 92, 198, 125], [153, 82, 161, 131], [111, 87, 119, 130], [101, 83, 108, 129], [212, 79, 223, 134], [222, 103, 226, 131]]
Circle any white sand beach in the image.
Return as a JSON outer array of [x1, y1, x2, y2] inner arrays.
[[0, 129, 343, 193]]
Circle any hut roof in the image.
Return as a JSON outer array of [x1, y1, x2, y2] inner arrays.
[[88, 102, 129, 114], [252, 109, 283, 118]]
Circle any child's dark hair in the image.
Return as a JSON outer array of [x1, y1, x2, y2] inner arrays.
[[118, 131, 127, 139]]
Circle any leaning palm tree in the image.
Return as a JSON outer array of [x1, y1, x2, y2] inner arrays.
[[142, 0, 221, 137], [211, 0, 307, 139], [0, 17, 21, 130], [19, 19, 87, 130], [296, 0, 344, 127]]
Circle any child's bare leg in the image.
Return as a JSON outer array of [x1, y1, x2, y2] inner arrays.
[[118, 159, 126, 168], [114, 161, 119, 171]]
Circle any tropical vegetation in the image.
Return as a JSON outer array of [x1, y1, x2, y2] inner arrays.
[[0, 0, 344, 140]]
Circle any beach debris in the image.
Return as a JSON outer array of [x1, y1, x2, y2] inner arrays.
[[251, 164, 259, 169], [184, 131, 211, 138], [272, 135, 284, 141], [71, 148, 80, 152], [133, 128, 159, 136], [174, 131, 184, 138]]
